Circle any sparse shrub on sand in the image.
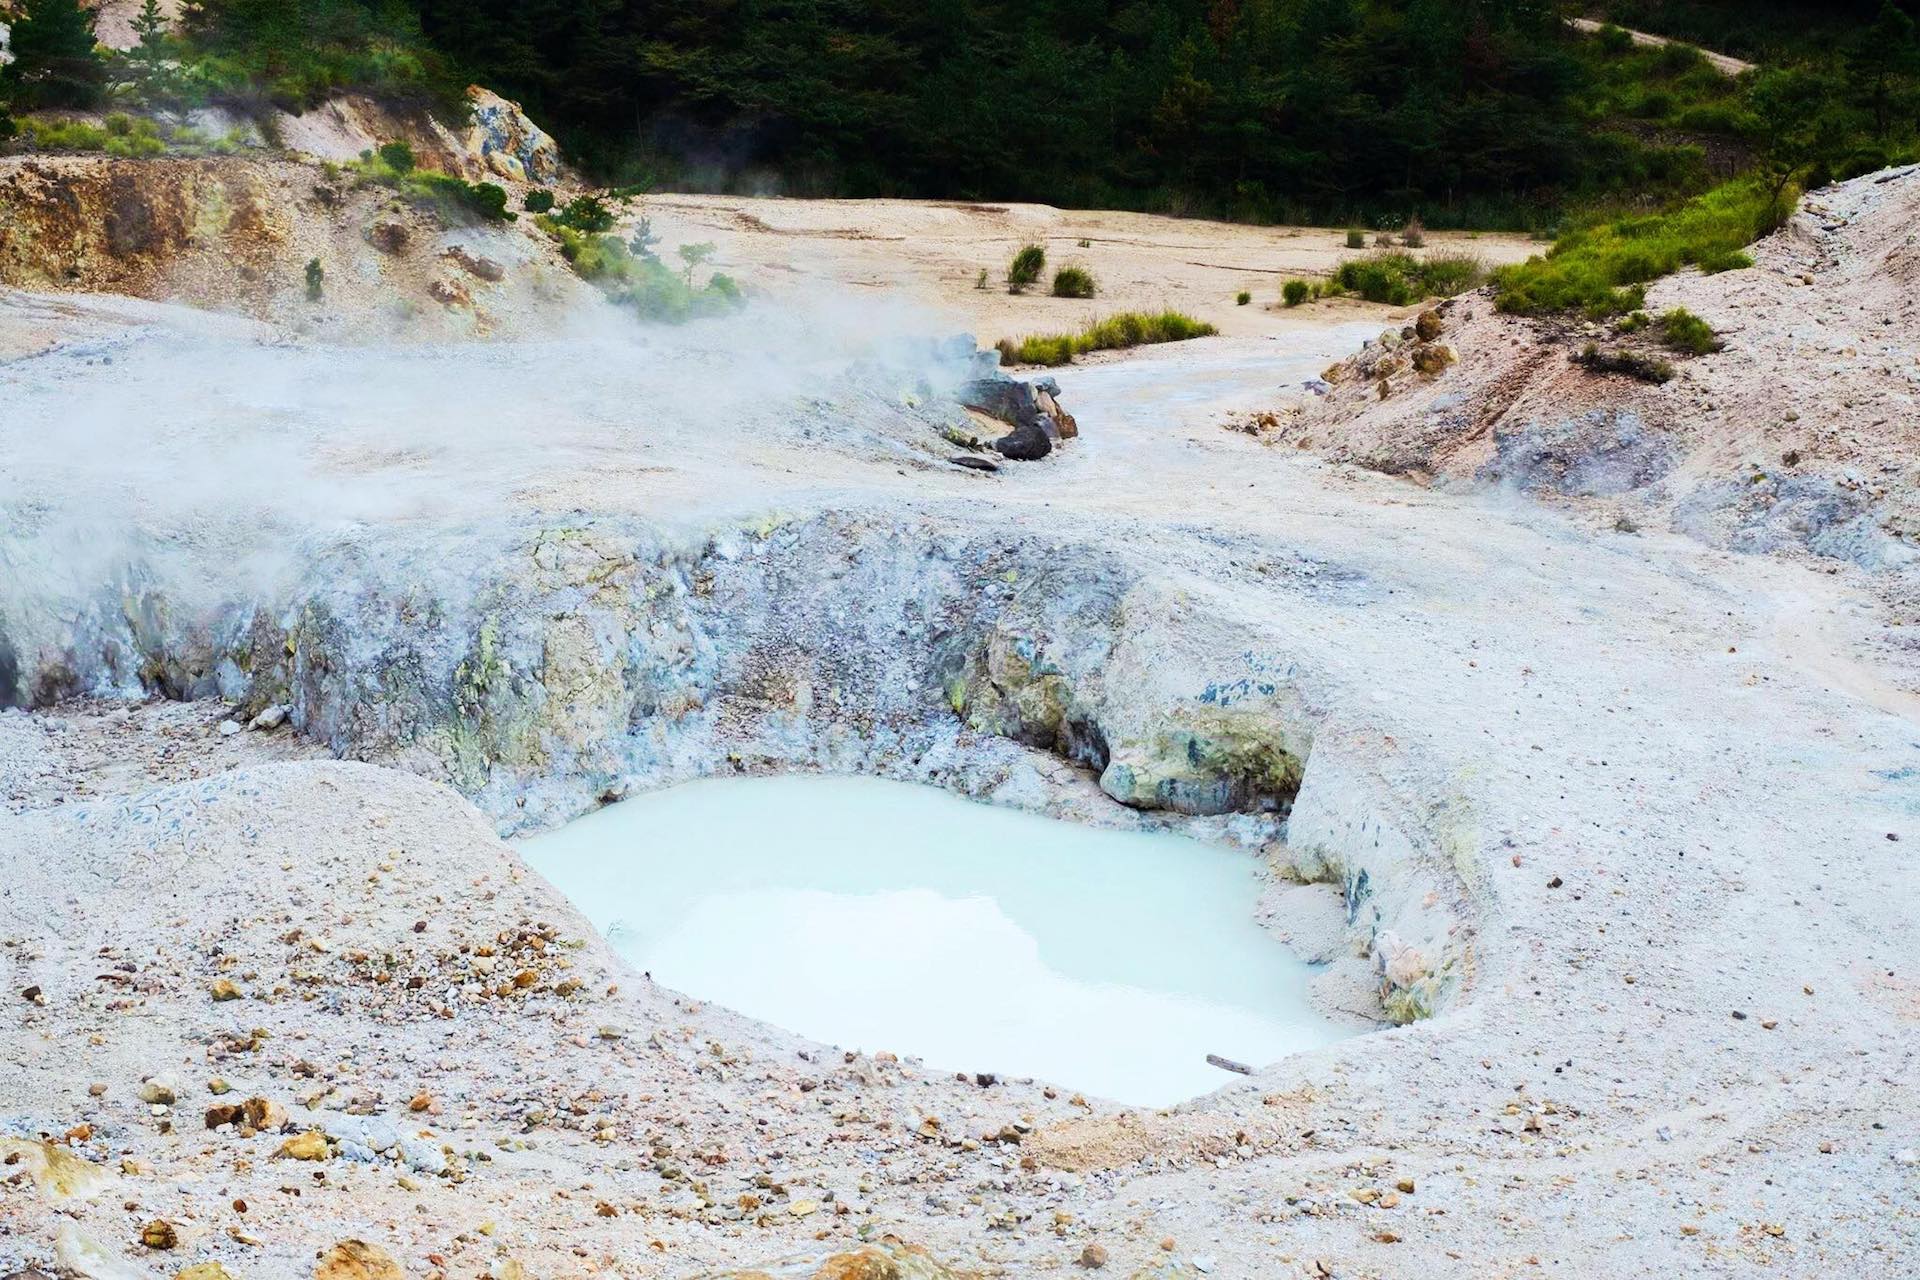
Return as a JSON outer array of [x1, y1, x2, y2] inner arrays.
[[1007, 244, 1046, 292], [1237, 291, 1252, 305], [1282, 279, 1311, 306], [1656, 306, 1724, 355], [1346, 228, 1366, 249], [1401, 217, 1426, 248], [1051, 265, 1096, 298]]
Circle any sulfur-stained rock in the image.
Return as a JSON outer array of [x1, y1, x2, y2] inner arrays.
[[176, 1265, 238, 1280], [693, 1240, 971, 1279], [138, 1221, 179, 1250], [242, 1097, 288, 1132], [209, 978, 242, 1001], [0, 1138, 113, 1200], [1414, 309, 1444, 341], [315, 1241, 405, 1280], [276, 1131, 329, 1161]]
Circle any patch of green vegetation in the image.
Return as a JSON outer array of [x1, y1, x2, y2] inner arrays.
[[305, 257, 325, 301], [1656, 306, 1724, 355], [523, 188, 555, 214], [1050, 265, 1096, 298], [1345, 228, 1367, 249], [994, 310, 1217, 367], [1492, 177, 1781, 318], [1329, 251, 1486, 306], [350, 144, 512, 224], [15, 117, 112, 150], [1282, 279, 1311, 307], [1236, 290, 1252, 306], [552, 194, 616, 233], [10, 111, 254, 157], [538, 216, 743, 323], [1007, 244, 1046, 293]]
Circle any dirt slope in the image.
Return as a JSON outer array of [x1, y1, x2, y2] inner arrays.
[[1282, 165, 1920, 605]]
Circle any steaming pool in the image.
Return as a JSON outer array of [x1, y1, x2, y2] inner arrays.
[[520, 774, 1349, 1106]]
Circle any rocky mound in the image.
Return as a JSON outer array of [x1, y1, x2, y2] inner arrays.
[[1286, 164, 1920, 581]]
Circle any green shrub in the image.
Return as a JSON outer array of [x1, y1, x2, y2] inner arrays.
[[305, 257, 324, 301], [1051, 265, 1096, 298], [555, 194, 615, 233], [994, 310, 1217, 366], [1330, 250, 1485, 304], [104, 112, 133, 136], [1493, 178, 1781, 318], [1282, 279, 1311, 307], [1657, 307, 1723, 355], [1236, 291, 1251, 306], [1345, 228, 1366, 249], [103, 130, 165, 157], [524, 188, 555, 214], [1007, 243, 1046, 292], [377, 139, 416, 174]]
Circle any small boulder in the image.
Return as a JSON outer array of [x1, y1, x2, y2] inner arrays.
[[136, 1077, 178, 1106], [1415, 309, 1444, 341], [364, 220, 410, 255], [444, 247, 506, 283]]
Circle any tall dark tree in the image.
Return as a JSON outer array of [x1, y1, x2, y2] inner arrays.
[[2, 0, 106, 109]]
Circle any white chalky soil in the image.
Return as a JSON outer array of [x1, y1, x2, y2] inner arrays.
[[521, 774, 1348, 1105]]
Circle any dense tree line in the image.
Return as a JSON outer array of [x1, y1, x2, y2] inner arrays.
[[2, 0, 1914, 226]]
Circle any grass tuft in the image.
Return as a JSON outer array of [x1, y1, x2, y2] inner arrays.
[[995, 310, 1217, 366]]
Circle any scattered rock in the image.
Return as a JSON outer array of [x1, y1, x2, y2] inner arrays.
[[249, 705, 288, 730], [1414, 309, 1444, 342], [210, 978, 243, 1001], [138, 1221, 179, 1250], [1079, 1243, 1109, 1269]]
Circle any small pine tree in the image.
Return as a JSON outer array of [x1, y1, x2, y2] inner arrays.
[[305, 258, 325, 301], [3, 0, 107, 109], [126, 0, 176, 106]]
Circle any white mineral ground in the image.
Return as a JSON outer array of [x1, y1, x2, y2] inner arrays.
[[1, 177, 1917, 1280]]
